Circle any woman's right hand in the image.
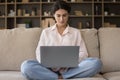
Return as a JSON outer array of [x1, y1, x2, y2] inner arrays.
[[50, 67, 68, 73], [50, 68, 60, 72]]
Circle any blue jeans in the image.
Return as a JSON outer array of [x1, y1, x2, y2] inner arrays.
[[21, 58, 102, 80]]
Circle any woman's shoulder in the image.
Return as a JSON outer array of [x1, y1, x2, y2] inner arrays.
[[69, 27, 80, 33], [42, 27, 52, 33]]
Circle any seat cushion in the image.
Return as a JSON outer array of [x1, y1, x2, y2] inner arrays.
[[0, 71, 26, 80], [71, 74, 105, 80], [66, 78, 105, 80], [99, 28, 120, 73], [103, 71, 120, 80], [0, 71, 105, 80]]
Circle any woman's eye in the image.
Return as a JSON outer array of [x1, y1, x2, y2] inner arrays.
[[57, 15, 60, 17], [63, 15, 67, 17]]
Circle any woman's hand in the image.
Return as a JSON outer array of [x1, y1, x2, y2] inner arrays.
[[51, 68, 60, 72], [50, 67, 68, 79], [50, 67, 68, 73], [59, 67, 68, 73]]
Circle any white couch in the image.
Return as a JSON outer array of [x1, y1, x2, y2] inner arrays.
[[0, 27, 120, 80]]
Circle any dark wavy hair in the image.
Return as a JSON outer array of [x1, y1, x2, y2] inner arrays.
[[51, 0, 71, 15]]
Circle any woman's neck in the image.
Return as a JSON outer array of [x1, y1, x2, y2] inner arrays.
[[56, 24, 67, 35]]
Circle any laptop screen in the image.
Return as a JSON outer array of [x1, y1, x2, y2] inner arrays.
[[40, 46, 79, 68]]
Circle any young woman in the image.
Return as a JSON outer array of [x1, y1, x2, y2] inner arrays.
[[21, 0, 102, 80]]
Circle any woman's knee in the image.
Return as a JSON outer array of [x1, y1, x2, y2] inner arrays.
[[21, 60, 38, 73], [88, 57, 102, 71], [92, 58, 102, 68]]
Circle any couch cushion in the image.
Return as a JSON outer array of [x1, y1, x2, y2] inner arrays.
[[0, 71, 105, 80], [0, 28, 42, 70], [81, 29, 99, 58], [103, 71, 120, 80], [0, 71, 26, 80], [66, 78, 105, 80], [99, 28, 120, 73]]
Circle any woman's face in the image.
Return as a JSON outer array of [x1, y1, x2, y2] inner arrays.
[[54, 9, 69, 27]]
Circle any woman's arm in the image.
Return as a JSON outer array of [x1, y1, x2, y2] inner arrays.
[[36, 30, 46, 63], [77, 31, 88, 62]]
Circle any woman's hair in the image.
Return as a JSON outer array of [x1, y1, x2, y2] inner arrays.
[[51, 0, 71, 15]]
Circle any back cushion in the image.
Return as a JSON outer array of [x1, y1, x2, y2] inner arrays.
[[81, 29, 99, 58], [0, 28, 42, 70], [99, 28, 120, 73]]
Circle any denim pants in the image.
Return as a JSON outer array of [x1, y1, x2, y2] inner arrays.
[[21, 57, 102, 80]]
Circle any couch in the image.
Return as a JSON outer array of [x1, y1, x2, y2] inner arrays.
[[0, 27, 120, 80]]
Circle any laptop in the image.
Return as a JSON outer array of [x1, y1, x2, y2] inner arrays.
[[40, 46, 79, 68]]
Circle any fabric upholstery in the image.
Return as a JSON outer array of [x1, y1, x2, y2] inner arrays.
[[0, 27, 120, 80], [0, 28, 42, 70], [103, 71, 120, 80], [0, 71, 105, 80], [81, 29, 99, 58], [65, 78, 106, 80], [99, 28, 120, 73], [0, 71, 26, 80]]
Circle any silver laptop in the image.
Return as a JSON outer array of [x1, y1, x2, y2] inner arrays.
[[40, 46, 79, 68]]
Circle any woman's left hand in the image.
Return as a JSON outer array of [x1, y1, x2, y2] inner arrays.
[[59, 67, 68, 73]]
